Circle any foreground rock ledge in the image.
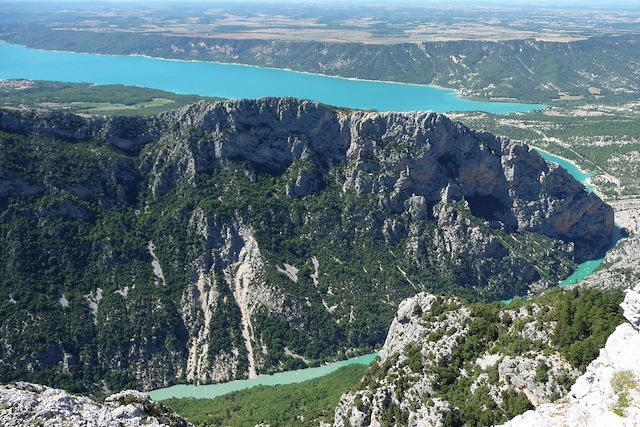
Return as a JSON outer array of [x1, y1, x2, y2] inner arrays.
[[500, 283, 640, 427], [0, 384, 192, 427], [334, 284, 640, 426]]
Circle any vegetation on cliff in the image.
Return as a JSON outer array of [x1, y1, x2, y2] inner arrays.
[[0, 99, 612, 395], [335, 287, 624, 426]]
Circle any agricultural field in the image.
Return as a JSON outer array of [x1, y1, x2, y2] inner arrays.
[[0, 80, 217, 115]]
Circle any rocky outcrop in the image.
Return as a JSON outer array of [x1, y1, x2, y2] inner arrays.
[[501, 283, 640, 427], [0, 382, 192, 427], [333, 292, 583, 427], [621, 285, 640, 330], [335, 294, 469, 427], [0, 99, 614, 260]]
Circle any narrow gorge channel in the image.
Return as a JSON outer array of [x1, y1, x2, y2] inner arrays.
[[500, 149, 619, 305]]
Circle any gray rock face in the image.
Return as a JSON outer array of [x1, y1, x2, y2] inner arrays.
[[0, 98, 615, 391], [0, 171, 44, 199], [0, 382, 192, 427], [500, 283, 640, 427], [0, 98, 614, 260], [334, 293, 471, 427], [622, 285, 640, 330]]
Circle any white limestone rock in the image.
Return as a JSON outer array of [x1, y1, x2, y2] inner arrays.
[[0, 383, 192, 427], [621, 283, 640, 330], [500, 283, 640, 427], [378, 293, 438, 362], [334, 293, 469, 427]]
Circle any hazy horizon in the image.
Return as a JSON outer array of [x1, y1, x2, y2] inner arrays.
[[1, 0, 638, 7]]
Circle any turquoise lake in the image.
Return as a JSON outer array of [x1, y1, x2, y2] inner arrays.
[[147, 353, 377, 400], [0, 43, 544, 113]]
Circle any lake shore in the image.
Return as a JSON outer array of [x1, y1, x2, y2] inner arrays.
[[0, 41, 544, 113]]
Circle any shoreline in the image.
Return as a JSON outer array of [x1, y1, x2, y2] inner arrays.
[[0, 40, 545, 110], [147, 351, 378, 400], [532, 145, 593, 177]]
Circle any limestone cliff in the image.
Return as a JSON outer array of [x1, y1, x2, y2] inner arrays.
[[333, 286, 624, 426], [0, 98, 614, 393], [0, 99, 613, 258], [0, 383, 192, 427]]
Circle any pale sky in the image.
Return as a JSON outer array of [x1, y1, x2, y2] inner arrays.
[[1, 0, 637, 4]]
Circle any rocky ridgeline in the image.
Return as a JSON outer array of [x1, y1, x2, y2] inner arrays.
[[333, 293, 581, 426], [0, 383, 191, 427], [333, 284, 638, 427], [501, 283, 640, 427], [0, 98, 615, 391], [0, 98, 613, 258]]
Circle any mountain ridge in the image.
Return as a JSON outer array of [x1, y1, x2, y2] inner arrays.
[[0, 98, 614, 393]]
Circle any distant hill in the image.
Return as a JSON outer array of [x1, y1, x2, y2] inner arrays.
[[2, 26, 639, 103]]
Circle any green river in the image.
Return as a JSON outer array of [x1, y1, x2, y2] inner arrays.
[[147, 353, 377, 400]]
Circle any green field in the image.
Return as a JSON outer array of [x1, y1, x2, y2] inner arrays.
[[0, 80, 217, 115]]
